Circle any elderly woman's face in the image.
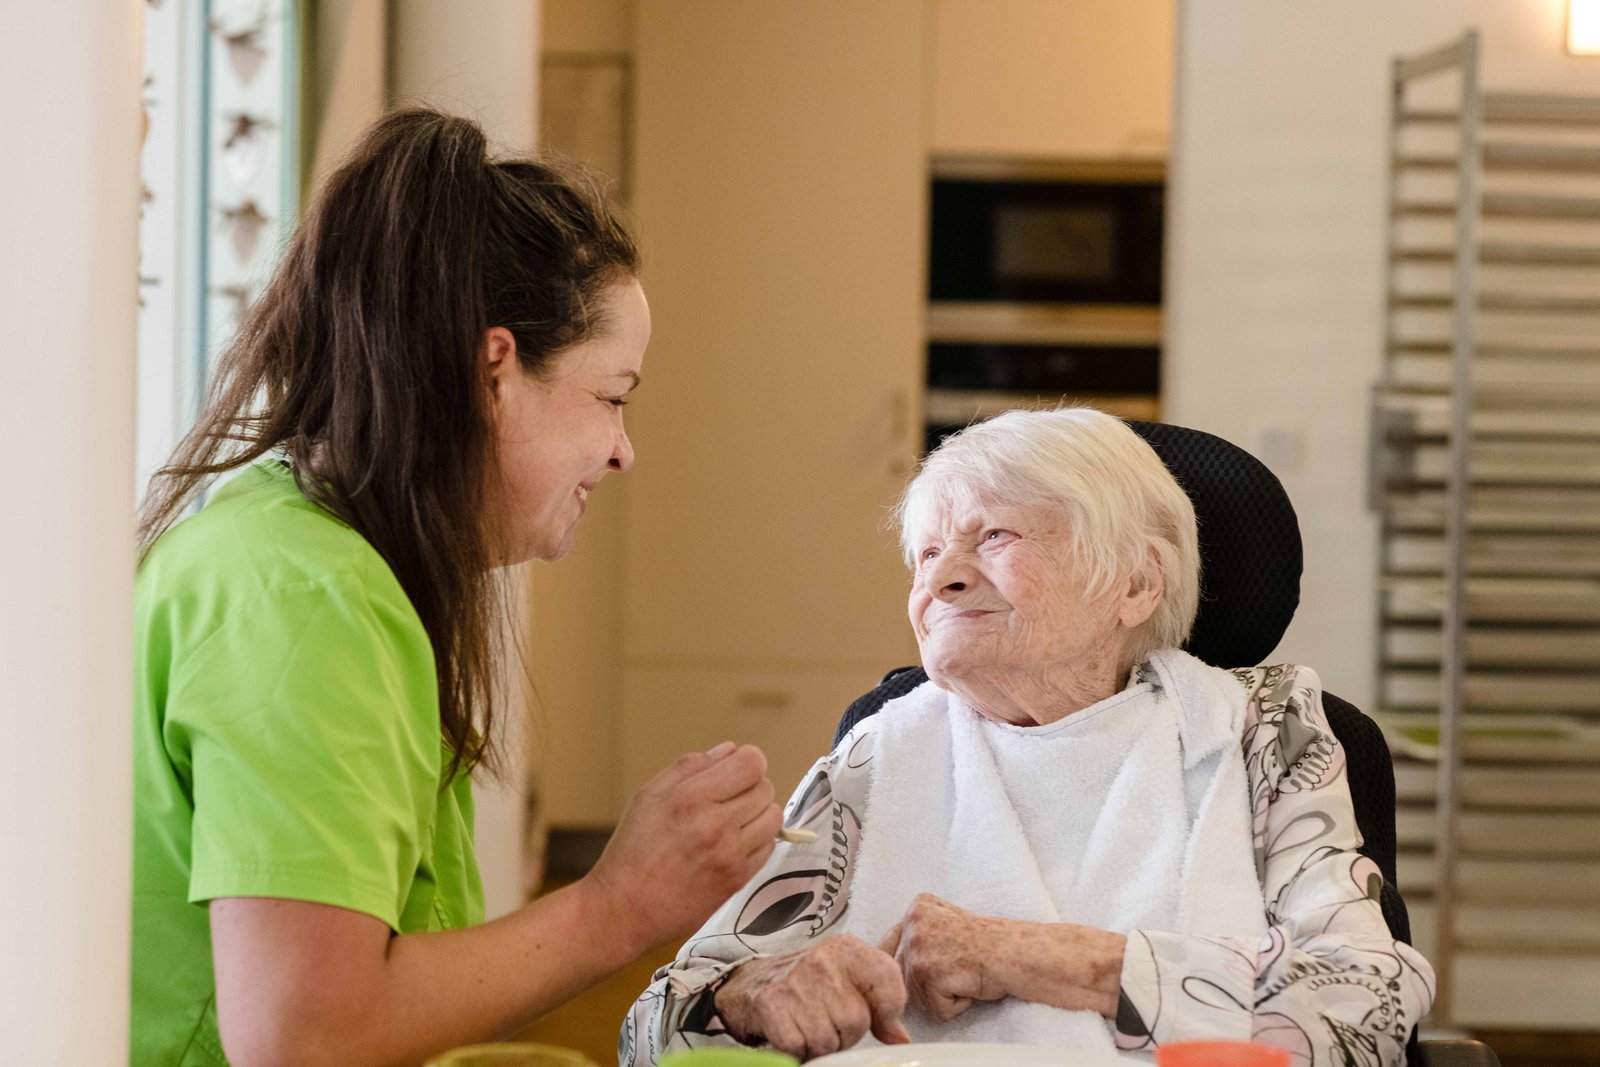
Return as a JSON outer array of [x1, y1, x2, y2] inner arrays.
[[907, 499, 1141, 712]]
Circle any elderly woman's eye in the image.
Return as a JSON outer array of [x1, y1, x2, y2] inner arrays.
[[920, 547, 940, 563], [983, 529, 1014, 543]]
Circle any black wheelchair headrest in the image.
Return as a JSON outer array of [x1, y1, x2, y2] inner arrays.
[[1125, 420, 1302, 668]]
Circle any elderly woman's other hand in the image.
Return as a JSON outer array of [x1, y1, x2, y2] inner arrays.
[[880, 893, 1127, 1021], [714, 935, 911, 1059], [878, 893, 1009, 1021]]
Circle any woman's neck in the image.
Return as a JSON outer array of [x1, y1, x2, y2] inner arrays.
[[945, 651, 1134, 727]]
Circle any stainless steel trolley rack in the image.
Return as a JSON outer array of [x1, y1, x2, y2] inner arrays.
[[1372, 30, 1600, 1027]]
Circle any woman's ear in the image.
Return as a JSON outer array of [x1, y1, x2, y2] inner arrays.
[[1117, 548, 1164, 630], [480, 326, 518, 401]]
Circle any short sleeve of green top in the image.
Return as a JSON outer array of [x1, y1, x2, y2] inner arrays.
[[131, 461, 484, 1066]]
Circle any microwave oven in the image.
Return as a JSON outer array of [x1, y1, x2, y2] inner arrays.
[[928, 158, 1164, 305]]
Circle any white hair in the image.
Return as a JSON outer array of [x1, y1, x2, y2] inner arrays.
[[895, 407, 1201, 665]]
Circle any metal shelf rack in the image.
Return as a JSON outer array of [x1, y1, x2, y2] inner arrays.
[[1371, 31, 1600, 1026]]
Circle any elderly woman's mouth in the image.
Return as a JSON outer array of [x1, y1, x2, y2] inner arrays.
[[935, 609, 999, 624]]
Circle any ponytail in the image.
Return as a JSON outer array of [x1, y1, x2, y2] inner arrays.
[[138, 107, 639, 781]]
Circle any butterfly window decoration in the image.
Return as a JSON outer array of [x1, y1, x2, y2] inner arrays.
[[218, 200, 271, 263], [207, 2, 270, 86], [221, 112, 275, 186]]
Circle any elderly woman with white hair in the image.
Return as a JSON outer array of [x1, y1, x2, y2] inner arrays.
[[623, 408, 1435, 1065]]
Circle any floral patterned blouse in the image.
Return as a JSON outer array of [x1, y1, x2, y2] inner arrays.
[[621, 664, 1436, 1066]]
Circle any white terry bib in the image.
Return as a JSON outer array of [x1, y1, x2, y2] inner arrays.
[[841, 648, 1267, 1051]]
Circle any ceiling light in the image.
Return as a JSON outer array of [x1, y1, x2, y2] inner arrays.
[[1569, 0, 1600, 55]]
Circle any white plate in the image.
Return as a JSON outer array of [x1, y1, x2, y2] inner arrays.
[[809, 1043, 1136, 1066]]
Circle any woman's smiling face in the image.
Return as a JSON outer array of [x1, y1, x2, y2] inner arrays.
[[906, 494, 1155, 724], [487, 279, 650, 564]]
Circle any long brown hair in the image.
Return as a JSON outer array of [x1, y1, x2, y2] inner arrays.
[[138, 108, 639, 782]]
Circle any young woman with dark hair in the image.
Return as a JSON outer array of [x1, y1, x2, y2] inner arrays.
[[131, 108, 782, 1066]]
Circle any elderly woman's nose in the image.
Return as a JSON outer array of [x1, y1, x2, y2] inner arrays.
[[924, 549, 975, 596]]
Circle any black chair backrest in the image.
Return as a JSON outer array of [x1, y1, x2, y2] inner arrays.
[[833, 419, 1411, 946], [1123, 420, 1302, 669]]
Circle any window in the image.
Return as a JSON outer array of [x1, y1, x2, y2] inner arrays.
[[138, 0, 300, 499]]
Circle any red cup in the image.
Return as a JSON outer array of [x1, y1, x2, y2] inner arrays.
[[1155, 1041, 1291, 1067]]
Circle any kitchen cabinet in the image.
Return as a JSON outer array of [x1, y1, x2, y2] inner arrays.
[[531, 1, 925, 828], [619, 665, 898, 804], [604, 0, 928, 805], [624, 0, 925, 667], [930, 0, 1173, 160]]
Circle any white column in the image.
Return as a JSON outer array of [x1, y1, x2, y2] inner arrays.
[[389, 0, 540, 152], [0, 1, 142, 1062], [309, 0, 390, 192], [389, 0, 543, 920]]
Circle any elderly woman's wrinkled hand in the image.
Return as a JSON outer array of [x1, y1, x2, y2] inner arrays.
[[879, 893, 1128, 1022], [713, 935, 911, 1059], [878, 893, 1011, 1022]]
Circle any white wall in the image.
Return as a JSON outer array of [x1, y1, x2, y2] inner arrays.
[[1167, 0, 1599, 705], [0, 1, 141, 1060]]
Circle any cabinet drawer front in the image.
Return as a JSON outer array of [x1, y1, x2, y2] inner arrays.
[[619, 665, 896, 803]]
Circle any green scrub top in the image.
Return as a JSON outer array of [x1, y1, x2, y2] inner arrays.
[[131, 461, 485, 1065]]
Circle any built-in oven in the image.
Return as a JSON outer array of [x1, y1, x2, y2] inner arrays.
[[929, 158, 1164, 305], [924, 157, 1166, 446]]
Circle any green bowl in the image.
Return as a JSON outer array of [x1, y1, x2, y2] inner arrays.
[[659, 1050, 799, 1067], [424, 1044, 598, 1067]]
